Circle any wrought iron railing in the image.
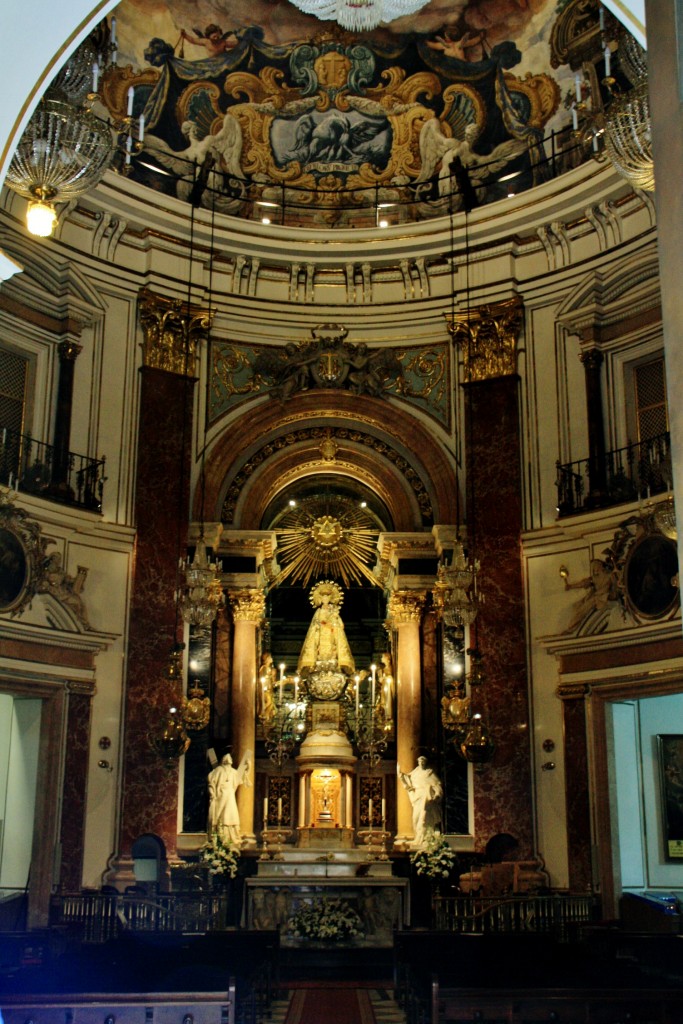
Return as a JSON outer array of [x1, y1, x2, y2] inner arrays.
[[432, 892, 599, 941], [0, 424, 106, 512], [556, 432, 671, 517], [50, 890, 231, 943]]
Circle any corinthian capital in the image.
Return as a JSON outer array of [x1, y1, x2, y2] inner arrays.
[[229, 589, 265, 622], [386, 590, 426, 625]]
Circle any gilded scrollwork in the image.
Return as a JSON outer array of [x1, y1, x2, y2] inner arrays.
[[386, 590, 427, 625], [229, 588, 266, 622]]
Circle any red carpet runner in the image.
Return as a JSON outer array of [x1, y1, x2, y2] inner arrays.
[[284, 987, 375, 1024]]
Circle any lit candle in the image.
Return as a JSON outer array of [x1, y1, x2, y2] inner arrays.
[[574, 73, 582, 103], [370, 663, 377, 710], [277, 796, 283, 822], [125, 133, 133, 165], [92, 61, 99, 94], [368, 798, 373, 825], [294, 676, 299, 706], [138, 113, 145, 143], [355, 675, 360, 719], [127, 86, 135, 117], [604, 45, 611, 78], [279, 663, 285, 705], [572, 106, 578, 131], [381, 798, 386, 825], [110, 15, 117, 46], [263, 797, 268, 823]]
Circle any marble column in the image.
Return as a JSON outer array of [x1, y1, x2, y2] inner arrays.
[[50, 339, 82, 493], [388, 590, 426, 846], [581, 348, 607, 506], [228, 588, 265, 846], [448, 297, 533, 856], [559, 684, 593, 891], [111, 289, 210, 886], [59, 683, 92, 891]]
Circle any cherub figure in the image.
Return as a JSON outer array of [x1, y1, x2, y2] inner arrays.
[[181, 24, 238, 58], [562, 558, 619, 632]]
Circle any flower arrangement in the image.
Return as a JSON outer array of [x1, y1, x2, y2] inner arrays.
[[410, 829, 457, 880], [287, 897, 364, 941], [198, 830, 240, 878]]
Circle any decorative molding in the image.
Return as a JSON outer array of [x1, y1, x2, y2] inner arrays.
[[446, 296, 524, 383], [137, 287, 213, 376]]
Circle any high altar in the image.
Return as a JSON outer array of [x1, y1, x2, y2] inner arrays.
[[238, 580, 412, 942]]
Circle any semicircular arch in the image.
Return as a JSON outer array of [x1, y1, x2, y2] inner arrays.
[[202, 392, 458, 531]]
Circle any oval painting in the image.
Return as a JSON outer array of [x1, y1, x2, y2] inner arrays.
[[625, 534, 680, 619], [0, 526, 29, 611]]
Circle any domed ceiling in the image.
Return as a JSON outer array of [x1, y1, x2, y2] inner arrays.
[[99, 0, 590, 226]]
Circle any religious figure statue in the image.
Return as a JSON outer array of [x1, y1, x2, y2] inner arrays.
[[562, 558, 619, 632], [379, 651, 394, 723], [397, 756, 443, 847], [297, 579, 355, 677], [257, 651, 277, 723], [208, 751, 252, 844]]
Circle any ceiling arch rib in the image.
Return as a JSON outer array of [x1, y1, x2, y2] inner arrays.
[[201, 392, 458, 531]]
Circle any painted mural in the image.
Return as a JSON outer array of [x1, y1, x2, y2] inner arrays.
[[101, 0, 575, 224]]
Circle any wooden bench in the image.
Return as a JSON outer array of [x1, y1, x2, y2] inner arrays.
[[430, 982, 683, 1024], [0, 990, 236, 1024]]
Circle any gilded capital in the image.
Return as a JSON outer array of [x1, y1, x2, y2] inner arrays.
[[138, 287, 213, 377], [386, 590, 426, 624], [445, 296, 523, 383], [556, 682, 591, 700], [58, 340, 83, 362], [229, 589, 266, 622], [580, 348, 604, 372]]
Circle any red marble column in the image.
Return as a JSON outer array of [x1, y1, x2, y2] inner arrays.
[[562, 691, 593, 890], [114, 365, 195, 878], [59, 685, 92, 891], [465, 374, 533, 856]]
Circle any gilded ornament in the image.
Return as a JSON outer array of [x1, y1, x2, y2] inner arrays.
[[386, 590, 426, 624], [229, 589, 266, 621], [138, 287, 213, 377], [446, 296, 524, 383]]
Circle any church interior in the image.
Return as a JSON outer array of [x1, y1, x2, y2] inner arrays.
[[1, 0, 683, 1020]]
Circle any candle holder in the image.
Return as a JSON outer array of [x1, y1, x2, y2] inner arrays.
[[357, 828, 391, 861], [262, 826, 292, 860]]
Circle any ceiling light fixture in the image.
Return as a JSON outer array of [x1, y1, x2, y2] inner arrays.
[[288, 0, 430, 33]]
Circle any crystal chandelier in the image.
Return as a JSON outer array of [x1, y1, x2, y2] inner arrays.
[[433, 539, 481, 628], [602, 32, 653, 192], [288, 0, 430, 33], [178, 538, 225, 630]]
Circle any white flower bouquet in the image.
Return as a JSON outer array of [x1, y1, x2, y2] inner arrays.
[[410, 829, 457, 880], [287, 897, 363, 941], [198, 830, 240, 878]]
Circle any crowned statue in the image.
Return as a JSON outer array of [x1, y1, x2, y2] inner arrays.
[[298, 579, 355, 678]]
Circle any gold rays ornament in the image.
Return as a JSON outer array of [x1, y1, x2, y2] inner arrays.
[[273, 495, 380, 588]]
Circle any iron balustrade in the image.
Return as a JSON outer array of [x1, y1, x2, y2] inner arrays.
[[432, 892, 599, 941], [0, 424, 106, 512], [556, 432, 671, 517], [135, 123, 590, 229]]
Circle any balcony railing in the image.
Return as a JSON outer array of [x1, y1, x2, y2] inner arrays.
[[556, 432, 671, 517], [0, 425, 106, 513], [50, 890, 232, 943]]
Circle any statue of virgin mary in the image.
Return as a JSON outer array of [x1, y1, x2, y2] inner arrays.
[[297, 580, 355, 677]]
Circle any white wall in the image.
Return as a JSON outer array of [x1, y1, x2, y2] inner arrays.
[[0, 696, 41, 890]]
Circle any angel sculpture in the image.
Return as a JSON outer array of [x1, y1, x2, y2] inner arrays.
[[143, 112, 244, 209], [416, 118, 526, 200], [287, 111, 385, 166]]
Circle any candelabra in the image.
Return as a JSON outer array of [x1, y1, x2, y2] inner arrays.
[[260, 664, 307, 768], [345, 664, 389, 767]]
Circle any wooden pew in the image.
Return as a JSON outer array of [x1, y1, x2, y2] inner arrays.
[[0, 989, 236, 1024], [430, 982, 683, 1023]]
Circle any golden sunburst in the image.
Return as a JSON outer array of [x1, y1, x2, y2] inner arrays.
[[273, 495, 380, 588]]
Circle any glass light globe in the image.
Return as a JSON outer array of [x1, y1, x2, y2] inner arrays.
[[26, 200, 58, 237]]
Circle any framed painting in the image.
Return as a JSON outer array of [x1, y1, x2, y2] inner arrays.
[[624, 533, 679, 619], [657, 734, 683, 860], [0, 493, 45, 617]]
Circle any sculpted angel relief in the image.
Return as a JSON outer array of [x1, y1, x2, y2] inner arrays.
[[104, 0, 561, 224]]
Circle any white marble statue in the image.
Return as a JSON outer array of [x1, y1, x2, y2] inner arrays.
[[208, 751, 252, 844], [397, 756, 443, 847]]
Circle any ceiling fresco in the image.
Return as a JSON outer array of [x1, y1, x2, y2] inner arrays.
[[101, 0, 583, 225]]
